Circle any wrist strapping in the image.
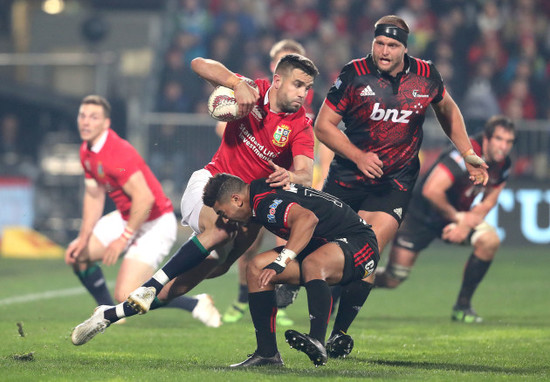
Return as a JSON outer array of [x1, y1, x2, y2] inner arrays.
[[121, 227, 134, 241], [461, 148, 486, 166], [264, 248, 297, 274]]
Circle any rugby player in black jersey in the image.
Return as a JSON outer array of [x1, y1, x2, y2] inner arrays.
[[313, 14, 490, 356], [375, 116, 515, 323], [202, 173, 379, 367]]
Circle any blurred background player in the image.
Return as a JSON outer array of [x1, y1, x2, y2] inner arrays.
[[66, 95, 221, 328], [375, 115, 515, 323], [313, 15, 489, 356], [219, 39, 324, 326]]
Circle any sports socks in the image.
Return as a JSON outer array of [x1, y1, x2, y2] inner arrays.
[[248, 290, 278, 357], [455, 253, 492, 308], [164, 295, 198, 312], [102, 295, 190, 323], [142, 236, 209, 294], [75, 263, 114, 306], [304, 279, 332, 344], [331, 279, 373, 337]]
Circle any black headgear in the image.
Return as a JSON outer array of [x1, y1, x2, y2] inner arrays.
[[374, 24, 408, 47]]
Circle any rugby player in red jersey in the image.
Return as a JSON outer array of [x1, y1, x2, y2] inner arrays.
[[313, 15, 489, 357], [218, 39, 317, 327], [375, 116, 515, 324], [66, 95, 221, 329], [71, 55, 319, 346]]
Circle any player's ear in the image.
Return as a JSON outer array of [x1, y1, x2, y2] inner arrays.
[[272, 73, 282, 89], [232, 194, 243, 207]]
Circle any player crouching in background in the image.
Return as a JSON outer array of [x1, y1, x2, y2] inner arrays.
[[375, 115, 516, 323]]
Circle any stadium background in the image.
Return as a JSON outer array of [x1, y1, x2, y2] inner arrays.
[[0, 0, 548, 252]]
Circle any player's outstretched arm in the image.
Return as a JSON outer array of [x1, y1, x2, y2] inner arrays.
[[432, 92, 488, 185]]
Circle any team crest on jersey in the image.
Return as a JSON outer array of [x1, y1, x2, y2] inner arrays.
[[272, 124, 291, 147], [97, 162, 105, 178]]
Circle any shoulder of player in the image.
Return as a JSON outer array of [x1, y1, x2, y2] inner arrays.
[[255, 78, 271, 95], [339, 57, 372, 80], [407, 55, 441, 81], [107, 130, 139, 155]]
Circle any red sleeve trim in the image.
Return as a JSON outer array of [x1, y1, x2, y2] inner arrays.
[[415, 58, 431, 77], [252, 190, 276, 214], [358, 58, 370, 74], [471, 139, 482, 156], [437, 163, 455, 183], [283, 202, 296, 228], [352, 60, 365, 75], [324, 98, 338, 112]]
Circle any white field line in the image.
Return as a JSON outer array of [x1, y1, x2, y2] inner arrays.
[[0, 286, 86, 306], [0, 280, 115, 307]]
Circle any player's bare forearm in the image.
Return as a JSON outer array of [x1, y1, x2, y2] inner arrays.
[[191, 57, 242, 89], [470, 183, 505, 220], [79, 188, 105, 240], [433, 93, 471, 155], [284, 207, 317, 255]]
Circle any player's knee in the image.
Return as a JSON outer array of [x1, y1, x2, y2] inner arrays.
[[376, 263, 411, 288], [473, 231, 500, 259], [472, 223, 500, 256], [247, 256, 264, 278]]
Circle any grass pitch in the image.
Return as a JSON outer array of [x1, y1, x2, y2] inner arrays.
[[1, 245, 548, 381]]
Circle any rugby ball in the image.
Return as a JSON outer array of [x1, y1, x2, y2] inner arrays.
[[207, 78, 257, 122]]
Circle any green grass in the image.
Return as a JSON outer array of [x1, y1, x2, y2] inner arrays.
[[1, 245, 549, 381]]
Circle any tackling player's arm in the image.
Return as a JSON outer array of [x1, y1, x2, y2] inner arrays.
[[191, 57, 259, 117], [259, 203, 318, 288], [102, 170, 155, 266], [314, 102, 383, 179], [65, 179, 106, 264], [431, 92, 489, 185]]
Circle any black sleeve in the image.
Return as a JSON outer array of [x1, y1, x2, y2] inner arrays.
[[325, 61, 357, 115], [254, 192, 296, 231]]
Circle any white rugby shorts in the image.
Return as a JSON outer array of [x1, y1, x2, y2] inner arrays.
[[92, 210, 177, 269], [179, 168, 234, 263], [180, 168, 212, 234]]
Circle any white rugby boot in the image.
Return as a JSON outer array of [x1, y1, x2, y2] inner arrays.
[[192, 294, 222, 328], [71, 305, 111, 346], [126, 286, 156, 314]]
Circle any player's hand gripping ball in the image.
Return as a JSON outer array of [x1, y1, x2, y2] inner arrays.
[[207, 78, 257, 122]]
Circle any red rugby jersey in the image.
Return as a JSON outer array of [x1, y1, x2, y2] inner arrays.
[[205, 78, 314, 183], [80, 129, 173, 221]]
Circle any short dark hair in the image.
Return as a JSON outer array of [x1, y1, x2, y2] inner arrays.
[[484, 115, 516, 139], [270, 39, 306, 59], [203, 173, 246, 207], [374, 15, 410, 33], [81, 95, 111, 118], [274, 53, 319, 78]]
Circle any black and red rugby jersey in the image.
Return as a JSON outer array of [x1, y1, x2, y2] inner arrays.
[[324, 53, 445, 190], [249, 179, 371, 241], [408, 134, 512, 227]]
